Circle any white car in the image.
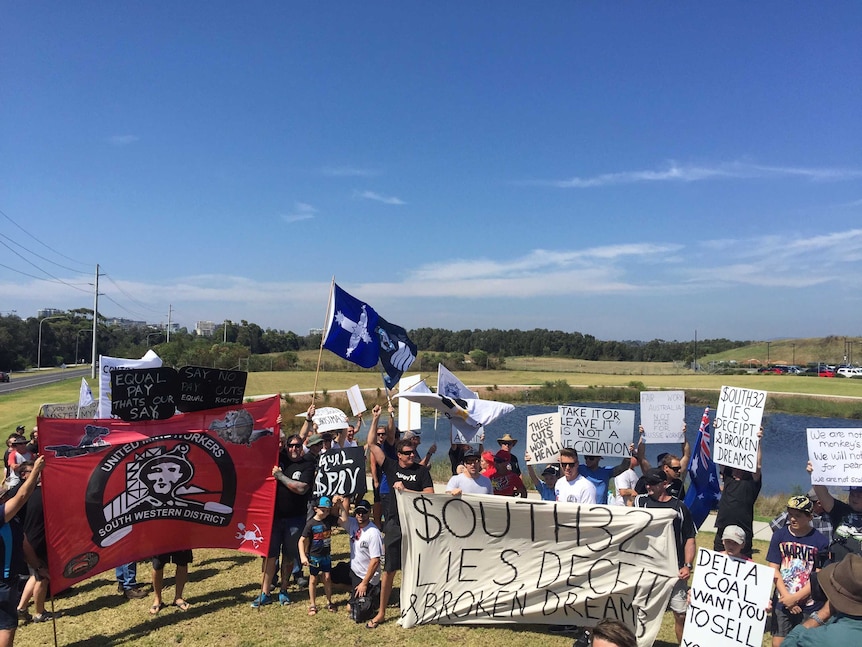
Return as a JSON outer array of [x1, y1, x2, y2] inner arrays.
[[837, 367, 862, 378]]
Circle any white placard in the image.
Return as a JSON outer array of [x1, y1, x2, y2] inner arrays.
[[312, 406, 348, 433], [640, 391, 685, 443], [683, 548, 772, 647], [526, 413, 562, 465], [559, 405, 634, 458], [807, 427, 862, 487], [398, 374, 422, 431], [346, 384, 366, 416], [713, 386, 766, 471]]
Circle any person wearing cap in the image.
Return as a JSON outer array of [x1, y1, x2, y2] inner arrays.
[[770, 488, 833, 540], [490, 450, 527, 498], [445, 448, 493, 496], [402, 430, 437, 468], [299, 495, 339, 615], [523, 450, 559, 501], [5, 434, 33, 490], [767, 495, 830, 645], [336, 498, 383, 621], [496, 433, 521, 475], [555, 447, 597, 504], [781, 553, 862, 645], [634, 424, 691, 500], [808, 462, 862, 562], [634, 466, 697, 642], [713, 427, 763, 559], [719, 525, 750, 560]]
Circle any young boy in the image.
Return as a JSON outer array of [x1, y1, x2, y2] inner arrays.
[[767, 495, 830, 646], [299, 495, 338, 615], [523, 450, 559, 501]]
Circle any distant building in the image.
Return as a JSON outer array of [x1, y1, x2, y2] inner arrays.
[[309, 328, 324, 336], [154, 321, 181, 333], [37, 307, 64, 319], [195, 321, 216, 337], [105, 317, 147, 330]]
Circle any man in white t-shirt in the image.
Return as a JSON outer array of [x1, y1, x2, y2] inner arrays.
[[554, 447, 597, 504], [445, 448, 493, 496], [337, 499, 383, 619]]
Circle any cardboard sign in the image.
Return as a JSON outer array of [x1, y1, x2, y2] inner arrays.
[[640, 391, 685, 443], [314, 446, 367, 498], [807, 427, 862, 487], [40, 401, 98, 419], [683, 548, 772, 647], [346, 384, 366, 416], [526, 413, 562, 464], [398, 374, 422, 431], [312, 407, 349, 434], [714, 386, 766, 472], [559, 405, 634, 458], [110, 367, 178, 421], [176, 366, 248, 413]]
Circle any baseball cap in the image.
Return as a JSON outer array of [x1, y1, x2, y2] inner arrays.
[[462, 448, 480, 460], [354, 500, 372, 513], [306, 434, 324, 447], [787, 495, 813, 514], [721, 525, 746, 545], [644, 467, 668, 485], [541, 465, 561, 477], [494, 449, 511, 462], [317, 496, 332, 508]]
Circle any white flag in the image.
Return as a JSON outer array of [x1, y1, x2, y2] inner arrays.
[[78, 377, 94, 407]]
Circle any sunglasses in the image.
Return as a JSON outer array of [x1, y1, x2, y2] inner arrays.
[[669, 466, 682, 472], [287, 444, 302, 448], [464, 458, 479, 464], [560, 462, 577, 468], [398, 450, 413, 456]]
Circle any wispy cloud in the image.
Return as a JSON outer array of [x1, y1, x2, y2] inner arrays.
[[536, 161, 862, 188], [320, 166, 380, 178], [354, 190, 406, 205], [281, 202, 317, 224], [109, 135, 139, 146]]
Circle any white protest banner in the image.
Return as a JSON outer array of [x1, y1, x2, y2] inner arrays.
[[683, 548, 772, 647], [98, 350, 162, 418], [640, 391, 685, 443], [312, 406, 349, 434], [346, 384, 366, 416], [526, 413, 562, 464], [397, 491, 677, 647], [713, 386, 766, 472], [398, 374, 422, 431], [807, 428, 862, 487], [559, 405, 634, 458]]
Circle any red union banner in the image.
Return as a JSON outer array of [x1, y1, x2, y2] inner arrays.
[[40, 396, 280, 593]]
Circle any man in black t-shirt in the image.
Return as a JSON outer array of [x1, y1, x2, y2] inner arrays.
[[366, 438, 433, 628], [811, 475, 862, 562]]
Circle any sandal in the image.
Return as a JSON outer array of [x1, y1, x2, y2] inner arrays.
[[173, 599, 190, 611], [307, 605, 318, 616], [365, 619, 380, 629], [149, 603, 165, 615], [327, 603, 337, 613]]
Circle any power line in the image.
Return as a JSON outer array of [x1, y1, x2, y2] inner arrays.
[[0, 207, 90, 269], [0, 238, 90, 293], [102, 273, 163, 314]]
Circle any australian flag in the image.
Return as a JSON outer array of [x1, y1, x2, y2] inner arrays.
[[322, 283, 417, 389], [683, 406, 721, 529]]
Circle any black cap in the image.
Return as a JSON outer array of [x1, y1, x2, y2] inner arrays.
[[354, 500, 372, 513], [462, 448, 480, 460], [644, 467, 668, 485]]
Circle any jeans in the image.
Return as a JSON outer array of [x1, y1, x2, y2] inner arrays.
[[115, 562, 137, 590]]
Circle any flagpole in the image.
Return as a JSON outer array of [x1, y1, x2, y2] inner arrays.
[[312, 278, 335, 402]]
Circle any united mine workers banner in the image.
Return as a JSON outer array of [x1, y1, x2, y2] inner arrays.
[[40, 396, 280, 593], [397, 492, 678, 647]]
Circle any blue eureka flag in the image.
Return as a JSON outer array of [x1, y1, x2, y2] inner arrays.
[[684, 407, 721, 529], [322, 284, 380, 369], [375, 316, 417, 390]]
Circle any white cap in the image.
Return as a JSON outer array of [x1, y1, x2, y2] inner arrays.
[[721, 525, 746, 545]]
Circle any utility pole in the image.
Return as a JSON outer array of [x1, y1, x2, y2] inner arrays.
[[91, 264, 100, 379], [167, 304, 173, 343]]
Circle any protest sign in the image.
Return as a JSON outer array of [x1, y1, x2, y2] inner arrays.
[[526, 412, 562, 464], [314, 446, 367, 498], [559, 405, 634, 458], [111, 367, 179, 421], [640, 391, 685, 443], [40, 401, 98, 419], [398, 374, 422, 431], [397, 491, 677, 647], [98, 350, 162, 418], [176, 366, 247, 412], [713, 386, 766, 472], [683, 548, 772, 647], [312, 407, 349, 434], [346, 384, 366, 416], [807, 428, 862, 487]]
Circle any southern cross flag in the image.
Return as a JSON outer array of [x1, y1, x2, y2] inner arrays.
[[79, 378, 94, 407], [683, 406, 721, 529], [322, 283, 417, 389]]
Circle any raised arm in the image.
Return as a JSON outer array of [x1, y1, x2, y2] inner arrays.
[[299, 404, 316, 443], [808, 461, 834, 512], [636, 426, 651, 472], [753, 427, 763, 482], [5, 455, 44, 522], [679, 424, 691, 471], [524, 450, 541, 486]]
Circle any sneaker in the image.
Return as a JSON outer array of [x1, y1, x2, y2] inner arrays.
[[123, 587, 148, 600], [117, 582, 124, 595], [295, 575, 309, 588], [277, 591, 291, 606], [16, 608, 31, 624], [251, 593, 273, 608], [32, 612, 53, 623]]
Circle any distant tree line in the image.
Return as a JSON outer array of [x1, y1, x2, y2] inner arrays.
[[0, 311, 749, 372]]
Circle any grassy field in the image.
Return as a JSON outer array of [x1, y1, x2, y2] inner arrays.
[[18, 524, 774, 647]]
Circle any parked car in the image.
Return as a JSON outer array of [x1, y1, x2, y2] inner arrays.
[[815, 367, 836, 377], [837, 367, 862, 378], [0, 371, 9, 383], [758, 366, 786, 374]]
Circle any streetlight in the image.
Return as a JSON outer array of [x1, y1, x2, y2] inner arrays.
[[37, 315, 65, 370], [75, 329, 90, 365]]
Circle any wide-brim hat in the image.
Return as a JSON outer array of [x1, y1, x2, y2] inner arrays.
[[497, 433, 518, 447], [819, 554, 862, 616]]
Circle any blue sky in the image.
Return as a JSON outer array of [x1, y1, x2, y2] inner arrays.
[[2, 3, 861, 342]]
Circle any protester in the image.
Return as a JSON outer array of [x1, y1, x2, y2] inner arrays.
[[336, 498, 383, 622], [18, 465, 51, 623], [299, 495, 338, 615], [496, 433, 521, 475], [489, 450, 527, 497], [781, 553, 862, 645], [445, 448, 493, 495], [365, 437, 434, 629], [5, 435, 32, 490], [523, 451, 559, 502], [809, 465, 862, 562], [590, 618, 638, 647], [719, 525, 750, 560], [770, 488, 833, 540], [579, 448, 636, 504], [402, 430, 437, 468], [713, 428, 763, 558], [612, 455, 639, 506], [555, 447, 597, 504], [767, 495, 830, 646], [635, 425, 691, 499], [480, 451, 495, 478], [0, 455, 44, 647], [367, 404, 398, 527], [150, 550, 192, 614], [634, 467, 696, 642]]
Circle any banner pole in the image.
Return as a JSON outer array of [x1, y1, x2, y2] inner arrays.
[[312, 278, 335, 402]]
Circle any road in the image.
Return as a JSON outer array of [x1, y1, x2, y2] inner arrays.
[[0, 367, 93, 395]]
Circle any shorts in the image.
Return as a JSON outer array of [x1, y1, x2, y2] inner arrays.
[[668, 579, 689, 614], [308, 555, 331, 576], [269, 516, 304, 561], [0, 584, 16, 631], [770, 601, 814, 637], [152, 550, 193, 571], [383, 520, 402, 572], [372, 482, 381, 503]]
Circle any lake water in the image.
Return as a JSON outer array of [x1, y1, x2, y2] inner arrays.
[[412, 403, 862, 496]]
